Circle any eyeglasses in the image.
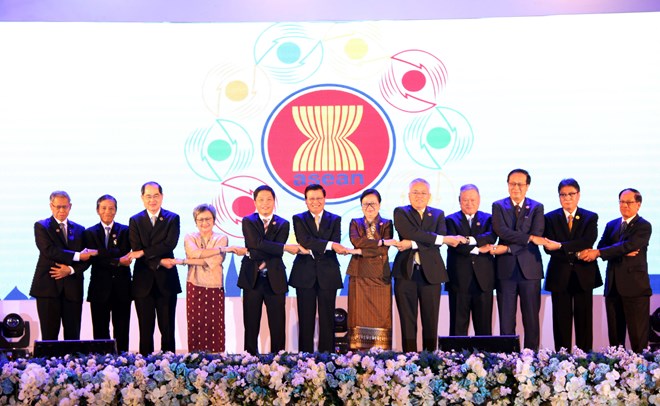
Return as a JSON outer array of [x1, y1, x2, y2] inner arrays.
[[508, 182, 528, 189], [410, 191, 429, 196], [50, 204, 70, 210], [362, 202, 379, 208], [196, 217, 214, 223], [559, 192, 578, 198], [143, 194, 162, 200], [619, 200, 638, 206]]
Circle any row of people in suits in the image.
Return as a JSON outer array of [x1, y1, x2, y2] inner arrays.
[[30, 184, 180, 354], [445, 171, 651, 353], [30, 170, 652, 355]]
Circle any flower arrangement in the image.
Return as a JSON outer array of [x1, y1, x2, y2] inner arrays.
[[1, 347, 660, 405]]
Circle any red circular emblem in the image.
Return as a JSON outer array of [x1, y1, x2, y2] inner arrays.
[[262, 84, 395, 204]]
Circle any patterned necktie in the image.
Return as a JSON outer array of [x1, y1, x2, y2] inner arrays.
[[567, 215, 573, 232], [59, 222, 67, 246], [104, 226, 111, 248], [263, 218, 269, 231]]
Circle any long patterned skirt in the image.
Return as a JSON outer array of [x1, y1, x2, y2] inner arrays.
[[347, 276, 392, 350], [186, 282, 225, 353]]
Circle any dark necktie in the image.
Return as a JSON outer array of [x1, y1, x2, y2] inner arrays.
[[59, 222, 67, 246], [619, 221, 627, 239], [514, 205, 522, 230], [104, 226, 111, 248]]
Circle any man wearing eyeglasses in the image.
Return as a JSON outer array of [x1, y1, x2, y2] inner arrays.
[[289, 183, 349, 353], [30, 191, 97, 341], [128, 181, 181, 355], [491, 168, 545, 351], [580, 188, 651, 353], [542, 178, 602, 352], [393, 178, 466, 352]]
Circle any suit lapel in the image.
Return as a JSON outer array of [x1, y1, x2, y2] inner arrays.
[[97, 224, 106, 248]]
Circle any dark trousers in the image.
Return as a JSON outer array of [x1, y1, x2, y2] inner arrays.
[[394, 265, 441, 352], [90, 298, 132, 353], [242, 273, 286, 355], [606, 284, 650, 353], [550, 272, 593, 352], [134, 283, 177, 355], [296, 282, 337, 353], [448, 278, 493, 336], [496, 263, 541, 351], [36, 296, 83, 340]]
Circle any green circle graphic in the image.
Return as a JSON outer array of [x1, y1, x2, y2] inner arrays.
[[207, 140, 232, 161], [426, 127, 451, 149]]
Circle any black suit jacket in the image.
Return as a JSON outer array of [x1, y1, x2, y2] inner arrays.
[[445, 210, 497, 293], [492, 197, 544, 280], [392, 205, 448, 284], [238, 213, 289, 294], [30, 216, 89, 301], [289, 210, 343, 290], [129, 208, 182, 298], [543, 207, 602, 292], [598, 215, 652, 297], [84, 222, 132, 302]]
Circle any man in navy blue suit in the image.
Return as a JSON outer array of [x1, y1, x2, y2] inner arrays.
[[491, 169, 545, 350], [581, 188, 651, 353]]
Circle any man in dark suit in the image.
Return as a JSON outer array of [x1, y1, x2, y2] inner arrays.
[[30, 190, 95, 340], [238, 185, 300, 354], [445, 184, 497, 336], [128, 181, 181, 355], [289, 184, 348, 353], [84, 194, 133, 353], [491, 168, 545, 350], [393, 178, 465, 352], [581, 188, 651, 353], [543, 178, 602, 352]]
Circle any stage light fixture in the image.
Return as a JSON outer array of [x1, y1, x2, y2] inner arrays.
[[334, 308, 349, 353], [0, 313, 31, 360]]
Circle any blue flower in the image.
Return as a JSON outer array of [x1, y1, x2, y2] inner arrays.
[[1, 379, 14, 395], [153, 370, 164, 382]]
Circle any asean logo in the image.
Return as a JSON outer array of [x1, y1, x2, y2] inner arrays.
[[263, 84, 395, 204]]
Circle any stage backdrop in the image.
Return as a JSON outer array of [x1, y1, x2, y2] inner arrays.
[[1, 13, 660, 351]]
